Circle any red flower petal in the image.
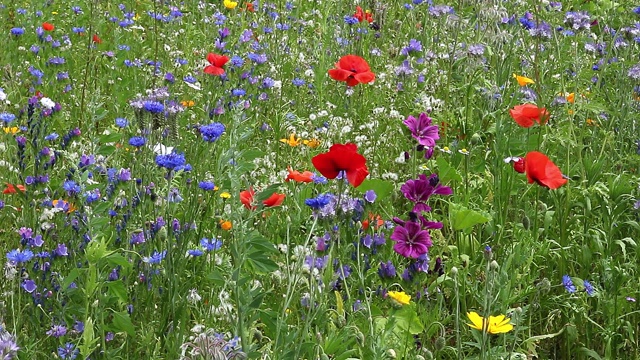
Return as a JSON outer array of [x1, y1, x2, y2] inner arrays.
[[524, 151, 567, 189], [240, 188, 255, 209], [204, 65, 225, 76], [337, 55, 371, 73], [353, 71, 375, 84], [263, 193, 285, 207], [328, 68, 353, 82], [311, 143, 368, 187]]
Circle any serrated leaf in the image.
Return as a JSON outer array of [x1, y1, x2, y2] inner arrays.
[[206, 270, 226, 286], [104, 253, 131, 270], [393, 305, 424, 334]]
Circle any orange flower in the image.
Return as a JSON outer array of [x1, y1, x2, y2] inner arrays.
[[3, 184, 25, 194], [219, 219, 232, 231], [92, 34, 102, 44], [42, 22, 54, 31], [286, 167, 314, 183], [362, 213, 385, 231], [509, 104, 549, 128], [240, 188, 285, 209]]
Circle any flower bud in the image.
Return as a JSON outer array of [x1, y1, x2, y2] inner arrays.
[[386, 349, 397, 359], [470, 132, 482, 145], [423, 350, 434, 359], [451, 267, 458, 277], [490, 260, 499, 270], [355, 331, 365, 346], [522, 215, 530, 230], [435, 336, 446, 351], [483, 245, 493, 261]]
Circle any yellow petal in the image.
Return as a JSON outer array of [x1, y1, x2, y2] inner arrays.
[[466, 312, 485, 331]]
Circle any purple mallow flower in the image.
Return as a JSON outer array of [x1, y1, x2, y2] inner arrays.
[[390, 220, 432, 258], [403, 112, 439, 147], [400, 174, 452, 213]]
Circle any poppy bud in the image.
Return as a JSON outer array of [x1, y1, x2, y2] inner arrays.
[[470, 132, 482, 145], [252, 329, 263, 342], [513, 158, 525, 173], [450, 266, 458, 277], [522, 215, 530, 230], [355, 331, 365, 346], [422, 351, 433, 360], [435, 336, 446, 351]]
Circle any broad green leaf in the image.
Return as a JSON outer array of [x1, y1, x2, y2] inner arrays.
[[61, 268, 82, 291], [436, 157, 462, 183], [449, 203, 491, 231], [354, 179, 394, 200], [392, 305, 424, 334], [111, 311, 135, 336], [105, 280, 128, 304], [99, 133, 123, 144]]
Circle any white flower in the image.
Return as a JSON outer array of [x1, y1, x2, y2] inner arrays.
[[40, 97, 55, 109], [0, 90, 6, 101], [187, 289, 202, 304]]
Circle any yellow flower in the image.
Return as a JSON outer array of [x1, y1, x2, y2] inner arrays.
[[512, 73, 535, 87], [3, 127, 20, 135], [303, 138, 320, 148], [387, 291, 411, 306], [566, 92, 575, 103], [586, 118, 598, 127], [280, 134, 301, 147], [458, 148, 469, 155], [466, 312, 513, 334], [224, 0, 238, 9], [220, 192, 231, 199]]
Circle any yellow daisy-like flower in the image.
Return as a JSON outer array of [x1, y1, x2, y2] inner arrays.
[[387, 291, 411, 306], [220, 192, 231, 199], [280, 134, 301, 147], [466, 312, 514, 334], [223, 0, 238, 9], [512, 73, 535, 87], [3, 127, 20, 135], [303, 138, 320, 148]]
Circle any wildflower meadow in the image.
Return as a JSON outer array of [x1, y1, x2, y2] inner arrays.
[[2, 0, 640, 359]]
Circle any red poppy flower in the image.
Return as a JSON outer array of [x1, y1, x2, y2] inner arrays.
[[524, 151, 567, 189], [42, 22, 54, 31], [204, 53, 229, 76], [512, 158, 525, 173], [354, 6, 373, 23], [285, 167, 314, 183], [311, 143, 369, 187], [509, 104, 549, 128], [3, 184, 26, 194], [245, 2, 255, 12], [92, 34, 102, 44], [328, 55, 375, 87], [240, 188, 285, 209]]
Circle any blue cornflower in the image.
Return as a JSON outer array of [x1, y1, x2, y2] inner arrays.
[[261, 77, 275, 89], [143, 100, 164, 113], [10, 28, 25, 36], [199, 122, 225, 142], [187, 249, 204, 257], [198, 181, 215, 191], [183, 75, 197, 84], [344, 15, 359, 25], [130, 231, 145, 245], [7, 249, 34, 263], [562, 275, 576, 293], [292, 78, 305, 86], [231, 88, 246, 97], [58, 342, 79, 359], [0, 113, 16, 123], [46, 325, 67, 338], [230, 55, 244, 67], [143, 250, 167, 264], [200, 237, 222, 251], [128, 136, 146, 148], [63, 180, 81, 196], [72, 27, 85, 34], [115, 117, 128, 128], [248, 53, 267, 64], [48, 57, 66, 65], [155, 152, 186, 170], [583, 280, 596, 296], [305, 193, 332, 209], [22, 279, 37, 293]]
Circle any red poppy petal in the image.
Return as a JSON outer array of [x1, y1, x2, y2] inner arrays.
[[204, 65, 225, 76], [312, 152, 341, 179], [525, 151, 566, 189], [328, 68, 352, 82], [509, 108, 534, 128], [263, 193, 285, 207], [353, 71, 375, 84], [338, 55, 370, 73], [346, 77, 360, 87], [346, 166, 369, 187]]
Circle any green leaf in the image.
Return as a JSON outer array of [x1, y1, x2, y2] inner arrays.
[[62, 268, 83, 291], [96, 145, 116, 156], [241, 149, 266, 161], [99, 133, 123, 144], [335, 291, 345, 318], [578, 347, 603, 360], [449, 203, 491, 231], [111, 311, 135, 336], [354, 179, 394, 200], [105, 280, 128, 304], [436, 157, 462, 183], [393, 305, 424, 334], [80, 318, 99, 358], [104, 253, 132, 270], [206, 270, 227, 286]]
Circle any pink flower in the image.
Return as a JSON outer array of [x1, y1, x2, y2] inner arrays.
[[403, 112, 440, 147], [390, 220, 432, 258]]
